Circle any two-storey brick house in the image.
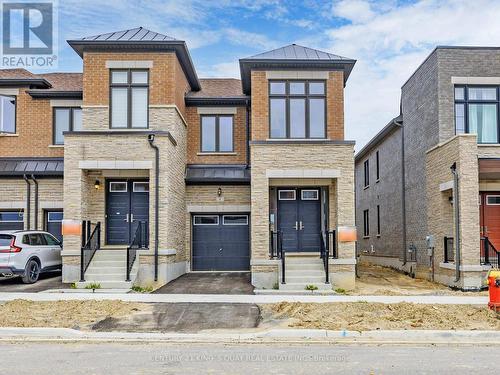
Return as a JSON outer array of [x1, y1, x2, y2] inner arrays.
[[0, 27, 357, 291], [356, 46, 500, 291]]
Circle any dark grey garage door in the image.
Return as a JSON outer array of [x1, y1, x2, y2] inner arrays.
[[192, 214, 250, 271], [0, 211, 24, 231]]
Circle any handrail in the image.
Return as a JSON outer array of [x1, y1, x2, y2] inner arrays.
[[80, 221, 101, 282], [279, 231, 285, 284], [320, 231, 329, 283], [126, 221, 148, 282], [481, 236, 500, 268]]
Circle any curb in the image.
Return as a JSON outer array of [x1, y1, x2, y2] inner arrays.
[[0, 328, 498, 345]]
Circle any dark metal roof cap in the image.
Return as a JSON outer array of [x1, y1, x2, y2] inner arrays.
[[185, 165, 250, 184], [0, 158, 64, 177], [76, 27, 179, 42], [242, 44, 353, 61]]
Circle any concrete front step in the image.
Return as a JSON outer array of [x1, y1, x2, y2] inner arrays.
[[75, 281, 133, 289], [284, 258, 323, 264], [286, 264, 324, 271], [279, 282, 332, 291], [285, 269, 325, 276], [285, 275, 327, 283], [84, 273, 127, 281], [89, 261, 125, 267]]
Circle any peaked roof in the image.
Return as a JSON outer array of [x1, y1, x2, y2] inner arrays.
[[239, 44, 356, 94], [68, 27, 200, 91], [244, 44, 352, 61], [355, 115, 403, 162]]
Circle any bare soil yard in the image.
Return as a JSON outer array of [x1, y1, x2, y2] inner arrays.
[[353, 263, 488, 296], [260, 302, 500, 331]]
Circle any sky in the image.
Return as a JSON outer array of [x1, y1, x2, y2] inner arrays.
[[44, 0, 500, 149]]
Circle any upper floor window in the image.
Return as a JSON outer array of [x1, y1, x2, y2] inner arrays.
[[375, 150, 380, 181], [201, 115, 233, 152], [455, 86, 499, 143], [0, 95, 16, 133], [110, 69, 149, 129], [53, 107, 82, 145], [269, 80, 326, 139], [363, 159, 369, 188]]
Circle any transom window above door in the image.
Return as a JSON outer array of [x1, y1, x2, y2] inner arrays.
[[455, 86, 499, 144], [110, 69, 149, 129], [269, 80, 326, 139], [200, 115, 233, 152]]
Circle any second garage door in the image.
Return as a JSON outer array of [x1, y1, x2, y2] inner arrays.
[[192, 213, 250, 271]]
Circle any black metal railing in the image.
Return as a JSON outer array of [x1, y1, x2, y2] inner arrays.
[[444, 236, 454, 263], [80, 221, 101, 282], [481, 237, 500, 268], [320, 230, 337, 284], [126, 221, 149, 282], [270, 230, 285, 283]]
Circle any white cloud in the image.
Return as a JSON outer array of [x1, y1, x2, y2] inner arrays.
[[332, 0, 375, 23], [201, 61, 241, 78]]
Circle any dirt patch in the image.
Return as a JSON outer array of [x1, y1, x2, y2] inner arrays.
[[353, 263, 488, 296], [260, 302, 500, 331], [0, 300, 148, 329]]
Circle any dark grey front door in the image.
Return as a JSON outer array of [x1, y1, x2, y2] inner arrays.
[[192, 214, 250, 271], [45, 211, 63, 242], [106, 180, 149, 245], [278, 188, 321, 252]]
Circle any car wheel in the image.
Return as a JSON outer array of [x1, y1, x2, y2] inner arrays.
[[22, 260, 40, 284]]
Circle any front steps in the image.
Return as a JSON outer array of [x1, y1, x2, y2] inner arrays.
[[76, 250, 138, 289]]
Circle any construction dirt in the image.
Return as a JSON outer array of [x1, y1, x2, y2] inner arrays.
[[353, 262, 488, 296], [0, 300, 149, 328], [260, 302, 500, 331]]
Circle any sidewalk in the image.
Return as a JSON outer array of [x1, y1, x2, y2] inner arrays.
[[0, 292, 489, 305], [1, 327, 499, 345]]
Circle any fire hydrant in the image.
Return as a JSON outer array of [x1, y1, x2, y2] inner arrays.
[[487, 270, 500, 311]]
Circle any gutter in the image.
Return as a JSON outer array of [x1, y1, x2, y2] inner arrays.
[[245, 99, 251, 169], [451, 162, 461, 282], [147, 134, 160, 282], [23, 175, 31, 230], [31, 175, 38, 230]]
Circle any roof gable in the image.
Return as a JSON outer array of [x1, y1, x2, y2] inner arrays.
[[76, 27, 178, 42]]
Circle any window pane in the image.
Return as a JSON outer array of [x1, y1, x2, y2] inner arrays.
[[109, 182, 127, 192], [468, 87, 497, 101], [301, 190, 319, 200], [131, 87, 148, 128], [201, 116, 216, 152], [48, 212, 63, 221], [111, 88, 128, 128], [133, 182, 149, 192], [468, 104, 498, 143], [0, 235, 12, 246], [73, 108, 82, 131], [270, 82, 286, 95], [43, 234, 59, 245], [487, 195, 500, 205], [223, 215, 248, 225], [454, 87, 465, 100], [0, 211, 23, 221], [290, 98, 306, 138], [219, 116, 233, 152], [131, 71, 148, 84], [111, 71, 128, 84], [270, 98, 286, 138], [29, 234, 46, 246], [278, 190, 296, 200], [309, 82, 325, 95], [0, 95, 16, 133], [193, 215, 219, 225], [455, 104, 465, 134], [290, 82, 305, 95], [309, 98, 325, 138], [54, 108, 70, 145]]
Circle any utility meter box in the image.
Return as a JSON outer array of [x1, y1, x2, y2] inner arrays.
[[426, 235, 435, 249]]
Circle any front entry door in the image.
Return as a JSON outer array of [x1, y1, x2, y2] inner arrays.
[[278, 188, 321, 252], [106, 180, 149, 245], [480, 192, 500, 249]]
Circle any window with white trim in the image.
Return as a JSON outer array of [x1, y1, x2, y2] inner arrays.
[[223, 215, 248, 225], [193, 215, 219, 225], [278, 190, 296, 200], [301, 190, 319, 200], [486, 195, 500, 205], [0, 95, 15, 133], [109, 182, 127, 192], [133, 182, 149, 192]]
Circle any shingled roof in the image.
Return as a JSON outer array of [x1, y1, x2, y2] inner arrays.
[[187, 79, 244, 98]]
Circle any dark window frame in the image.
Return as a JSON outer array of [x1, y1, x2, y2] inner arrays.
[[363, 159, 370, 188], [200, 114, 234, 153], [268, 80, 327, 139], [375, 151, 380, 181], [363, 209, 369, 238], [454, 85, 500, 144], [52, 107, 81, 145], [376, 205, 380, 236], [109, 69, 150, 129], [0, 94, 16, 134]]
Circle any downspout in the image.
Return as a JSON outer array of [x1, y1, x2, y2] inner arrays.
[[401, 122, 407, 266], [148, 134, 159, 282], [23, 175, 31, 230], [451, 162, 461, 282], [245, 99, 251, 168], [31, 175, 38, 230]]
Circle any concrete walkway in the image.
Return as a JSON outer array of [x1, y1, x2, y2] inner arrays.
[[0, 292, 489, 305]]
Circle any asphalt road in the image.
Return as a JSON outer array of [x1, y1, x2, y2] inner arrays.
[[0, 342, 497, 374]]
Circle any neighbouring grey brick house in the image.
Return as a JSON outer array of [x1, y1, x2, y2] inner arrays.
[[356, 46, 500, 290]]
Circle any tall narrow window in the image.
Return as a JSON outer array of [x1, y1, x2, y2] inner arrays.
[[53, 107, 82, 145], [364, 159, 370, 188], [269, 80, 326, 139], [0, 95, 16, 133], [376, 205, 380, 236], [375, 151, 380, 181], [363, 209, 369, 237], [110, 69, 149, 129], [201, 115, 233, 152]]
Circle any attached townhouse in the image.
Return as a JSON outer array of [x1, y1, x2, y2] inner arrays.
[[356, 46, 500, 291], [0, 27, 357, 291]]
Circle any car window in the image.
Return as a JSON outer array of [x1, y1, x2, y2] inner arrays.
[[43, 233, 60, 246], [0, 234, 12, 246], [22, 235, 30, 245], [28, 233, 47, 246]]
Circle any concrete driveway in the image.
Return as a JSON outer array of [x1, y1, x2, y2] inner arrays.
[[154, 272, 254, 295], [0, 271, 66, 293]]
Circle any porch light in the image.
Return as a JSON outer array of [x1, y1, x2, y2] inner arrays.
[[217, 187, 222, 196], [94, 179, 101, 190]]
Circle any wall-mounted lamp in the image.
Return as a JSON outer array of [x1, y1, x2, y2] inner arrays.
[[217, 187, 222, 197], [448, 196, 453, 205], [94, 179, 101, 190]]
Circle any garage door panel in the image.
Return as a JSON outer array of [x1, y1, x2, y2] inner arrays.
[[192, 213, 249, 271]]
